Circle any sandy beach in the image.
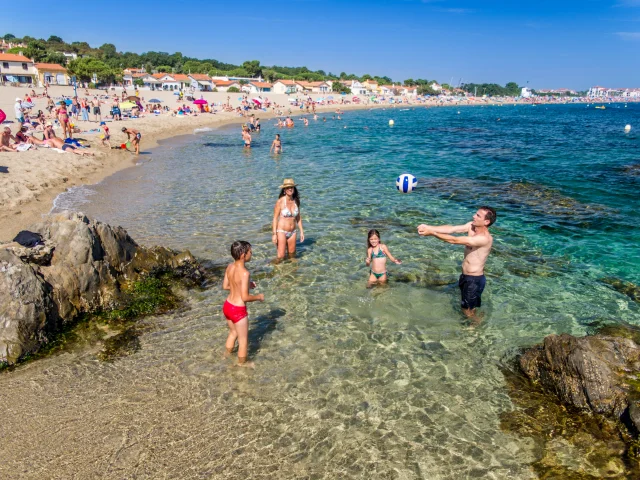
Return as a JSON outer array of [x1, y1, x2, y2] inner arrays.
[[0, 85, 392, 240]]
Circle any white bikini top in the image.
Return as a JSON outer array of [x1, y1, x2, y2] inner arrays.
[[280, 197, 299, 218]]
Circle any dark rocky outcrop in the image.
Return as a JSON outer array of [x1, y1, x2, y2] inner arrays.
[[518, 332, 640, 436], [0, 211, 203, 365]]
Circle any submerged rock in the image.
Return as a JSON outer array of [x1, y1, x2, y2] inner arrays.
[[518, 332, 640, 436], [600, 277, 640, 303], [0, 211, 203, 365]]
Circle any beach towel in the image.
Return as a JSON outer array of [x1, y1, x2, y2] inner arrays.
[[16, 143, 33, 152]]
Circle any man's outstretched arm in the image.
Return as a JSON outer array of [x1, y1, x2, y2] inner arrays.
[[418, 222, 471, 235], [429, 232, 489, 247]]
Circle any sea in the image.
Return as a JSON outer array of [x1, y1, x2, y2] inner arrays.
[[4, 103, 640, 479]]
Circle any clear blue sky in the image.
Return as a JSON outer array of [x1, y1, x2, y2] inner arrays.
[[2, 0, 639, 90]]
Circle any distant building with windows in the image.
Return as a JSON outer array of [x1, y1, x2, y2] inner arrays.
[[0, 53, 35, 85]]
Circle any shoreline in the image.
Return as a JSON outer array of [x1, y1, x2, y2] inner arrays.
[[1, 87, 635, 241], [0, 92, 382, 241]]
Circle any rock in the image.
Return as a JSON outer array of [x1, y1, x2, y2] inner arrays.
[[0, 211, 202, 365], [0, 249, 56, 364], [600, 276, 640, 303], [519, 332, 640, 436]]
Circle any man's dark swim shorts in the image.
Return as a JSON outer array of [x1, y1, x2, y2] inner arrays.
[[458, 274, 486, 310]]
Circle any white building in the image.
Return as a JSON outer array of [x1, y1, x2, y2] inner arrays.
[[273, 80, 301, 94], [0, 53, 36, 85], [189, 74, 214, 91], [247, 81, 272, 93]]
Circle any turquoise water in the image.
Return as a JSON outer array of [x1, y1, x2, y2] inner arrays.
[[13, 104, 640, 477]]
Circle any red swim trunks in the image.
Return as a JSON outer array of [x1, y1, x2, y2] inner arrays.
[[222, 300, 248, 323]]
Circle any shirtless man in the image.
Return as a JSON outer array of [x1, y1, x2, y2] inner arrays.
[[418, 207, 497, 320], [91, 97, 102, 122], [121, 127, 141, 155], [242, 126, 251, 148]]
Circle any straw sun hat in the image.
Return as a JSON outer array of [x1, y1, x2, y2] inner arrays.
[[279, 178, 298, 189]]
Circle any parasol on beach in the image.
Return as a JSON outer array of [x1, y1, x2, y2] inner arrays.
[[61, 99, 72, 105], [127, 96, 140, 101], [149, 98, 163, 103], [193, 99, 208, 105], [326, 96, 334, 100], [252, 98, 262, 105], [119, 101, 136, 109]]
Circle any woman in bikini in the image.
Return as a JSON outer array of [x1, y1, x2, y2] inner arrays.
[[56, 102, 71, 139], [272, 178, 305, 260], [365, 229, 401, 286]]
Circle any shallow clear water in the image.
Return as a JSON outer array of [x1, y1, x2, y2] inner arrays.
[[4, 104, 640, 479]]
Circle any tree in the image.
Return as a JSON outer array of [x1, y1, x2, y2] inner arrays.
[[417, 85, 438, 96], [98, 43, 117, 59], [332, 82, 351, 94], [133, 78, 144, 87], [67, 57, 119, 83], [3, 33, 16, 41], [504, 82, 520, 96], [47, 35, 63, 43], [403, 78, 414, 86], [242, 60, 262, 78], [228, 86, 240, 93], [156, 65, 172, 72], [23, 41, 48, 62], [44, 51, 68, 65]]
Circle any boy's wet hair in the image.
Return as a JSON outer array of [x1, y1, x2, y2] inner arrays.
[[230, 241, 252, 260], [480, 206, 497, 226], [367, 229, 381, 248]]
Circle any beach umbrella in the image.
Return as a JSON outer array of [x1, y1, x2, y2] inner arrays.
[[127, 96, 140, 101], [326, 96, 334, 100], [252, 98, 262, 105], [119, 101, 136, 109], [0, 109, 6, 124], [149, 98, 163, 103], [193, 99, 208, 105], [63, 99, 73, 105]]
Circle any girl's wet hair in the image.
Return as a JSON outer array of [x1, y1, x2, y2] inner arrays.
[[230, 241, 252, 260], [367, 229, 381, 248]]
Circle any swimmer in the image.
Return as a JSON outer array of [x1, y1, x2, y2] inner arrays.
[[242, 125, 251, 148], [418, 207, 496, 323], [365, 229, 401, 287], [270, 133, 282, 154], [303, 118, 309, 126], [222, 241, 264, 367]]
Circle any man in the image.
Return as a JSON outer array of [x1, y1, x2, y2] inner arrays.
[[418, 207, 497, 319], [1, 127, 17, 152], [14, 98, 25, 125], [91, 97, 102, 122], [121, 127, 141, 155]]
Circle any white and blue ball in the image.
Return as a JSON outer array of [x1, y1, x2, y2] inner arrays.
[[396, 173, 417, 193]]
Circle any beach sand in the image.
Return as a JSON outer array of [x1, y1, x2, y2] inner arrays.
[[0, 85, 388, 240]]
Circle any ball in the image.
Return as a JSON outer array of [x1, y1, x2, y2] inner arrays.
[[625, 124, 631, 132], [389, 120, 394, 126], [396, 173, 417, 193]]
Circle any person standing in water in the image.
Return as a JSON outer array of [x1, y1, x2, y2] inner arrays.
[[418, 207, 496, 320], [270, 134, 282, 154], [222, 241, 264, 367], [272, 178, 304, 260], [365, 229, 401, 287]]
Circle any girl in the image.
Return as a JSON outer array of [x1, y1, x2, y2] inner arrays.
[[270, 134, 282, 154], [272, 178, 304, 259], [365, 229, 401, 285]]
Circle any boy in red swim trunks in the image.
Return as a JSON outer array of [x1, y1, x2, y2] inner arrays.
[[222, 241, 264, 366]]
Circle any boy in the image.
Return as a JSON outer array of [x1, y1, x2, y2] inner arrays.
[[222, 241, 264, 366], [100, 121, 111, 148]]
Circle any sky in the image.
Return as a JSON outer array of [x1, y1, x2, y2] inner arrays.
[[1, 0, 639, 90]]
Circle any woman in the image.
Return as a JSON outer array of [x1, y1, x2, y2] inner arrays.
[[56, 102, 71, 138], [272, 178, 304, 259]]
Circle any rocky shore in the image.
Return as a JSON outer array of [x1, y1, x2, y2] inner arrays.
[[0, 211, 204, 365]]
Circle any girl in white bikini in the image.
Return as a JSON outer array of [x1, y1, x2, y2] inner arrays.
[[272, 178, 304, 260]]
